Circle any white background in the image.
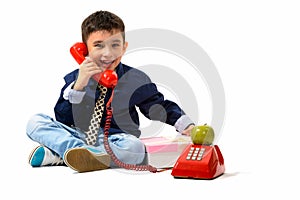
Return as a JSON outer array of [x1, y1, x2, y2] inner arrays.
[[1, 0, 299, 199]]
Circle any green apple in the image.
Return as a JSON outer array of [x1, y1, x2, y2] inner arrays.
[[191, 124, 215, 145]]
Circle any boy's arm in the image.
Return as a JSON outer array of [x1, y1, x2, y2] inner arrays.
[[63, 81, 86, 104], [54, 71, 85, 126], [54, 84, 75, 127], [135, 84, 194, 135], [174, 115, 195, 136]]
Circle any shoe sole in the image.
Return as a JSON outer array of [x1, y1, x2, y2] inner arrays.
[[29, 145, 65, 167], [28, 145, 43, 167], [64, 148, 111, 173]]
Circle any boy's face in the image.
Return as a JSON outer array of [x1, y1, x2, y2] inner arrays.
[[87, 30, 128, 71]]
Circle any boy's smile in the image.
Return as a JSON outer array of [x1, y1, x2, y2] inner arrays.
[[87, 30, 128, 71]]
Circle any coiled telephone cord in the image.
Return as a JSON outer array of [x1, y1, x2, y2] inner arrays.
[[103, 91, 159, 173]]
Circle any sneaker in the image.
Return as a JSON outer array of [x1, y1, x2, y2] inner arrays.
[[29, 145, 64, 167], [64, 147, 111, 173]]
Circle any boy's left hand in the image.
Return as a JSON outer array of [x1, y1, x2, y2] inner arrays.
[[181, 124, 195, 136]]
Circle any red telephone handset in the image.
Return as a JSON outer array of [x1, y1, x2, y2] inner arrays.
[[70, 42, 118, 88]]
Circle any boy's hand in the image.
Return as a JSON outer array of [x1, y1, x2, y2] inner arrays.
[[73, 58, 103, 91], [181, 124, 195, 136]]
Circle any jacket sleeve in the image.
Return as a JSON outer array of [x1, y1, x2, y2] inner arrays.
[[127, 69, 186, 126], [53, 70, 78, 127], [135, 83, 185, 126]]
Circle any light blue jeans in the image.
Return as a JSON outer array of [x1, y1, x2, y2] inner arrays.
[[26, 113, 146, 167]]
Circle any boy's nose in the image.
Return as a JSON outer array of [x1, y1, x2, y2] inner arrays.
[[102, 46, 113, 57]]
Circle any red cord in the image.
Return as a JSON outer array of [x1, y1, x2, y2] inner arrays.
[[103, 89, 158, 173]]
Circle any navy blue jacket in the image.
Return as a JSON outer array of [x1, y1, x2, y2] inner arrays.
[[54, 63, 186, 138]]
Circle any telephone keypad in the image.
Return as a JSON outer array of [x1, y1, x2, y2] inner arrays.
[[186, 147, 205, 161]]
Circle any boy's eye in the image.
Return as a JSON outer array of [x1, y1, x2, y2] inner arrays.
[[95, 43, 105, 48], [112, 43, 120, 48]]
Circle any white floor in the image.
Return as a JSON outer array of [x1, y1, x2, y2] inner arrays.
[[0, 155, 269, 200], [2, 133, 298, 200]]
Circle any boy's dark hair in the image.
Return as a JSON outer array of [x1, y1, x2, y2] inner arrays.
[[81, 10, 125, 43]]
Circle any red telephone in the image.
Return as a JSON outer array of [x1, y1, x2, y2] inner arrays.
[[171, 125, 225, 179], [70, 42, 118, 88]]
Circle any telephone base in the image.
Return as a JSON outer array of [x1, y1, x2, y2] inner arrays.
[[171, 144, 225, 180], [173, 173, 224, 180]]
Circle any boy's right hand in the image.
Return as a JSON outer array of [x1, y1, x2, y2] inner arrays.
[[73, 58, 103, 91]]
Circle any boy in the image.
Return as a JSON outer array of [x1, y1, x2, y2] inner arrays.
[[26, 10, 194, 172]]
